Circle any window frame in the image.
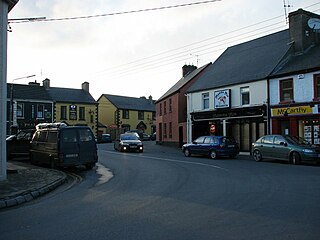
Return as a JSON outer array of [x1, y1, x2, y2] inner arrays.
[[240, 86, 250, 105], [138, 111, 144, 120], [314, 74, 320, 100], [60, 106, 67, 120], [16, 102, 24, 118], [122, 109, 129, 119], [202, 92, 209, 110], [37, 104, 45, 119], [79, 107, 85, 121], [279, 78, 294, 103]]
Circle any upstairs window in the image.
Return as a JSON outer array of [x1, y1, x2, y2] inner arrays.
[[37, 104, 44, 119], [61, 106, 67, 120], [138, 111, 144, 120], [79, 107, 85, 120], [123, 109, 129, 119], [202, 93, 209, 109], [17, 102, 24, 118], [280, 79, 293, 102], [314, 74, 320, 99], [240, 87, 250, 105], [159, 103, 162, 116], [169, 98, 172, 112], [164, 101, 167, 114]]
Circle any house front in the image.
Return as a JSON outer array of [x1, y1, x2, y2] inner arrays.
[[156, 64, 211, 147], [269, 9, 320, 144]]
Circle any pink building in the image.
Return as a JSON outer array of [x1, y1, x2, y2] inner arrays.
[[155, 63, 211, 147]]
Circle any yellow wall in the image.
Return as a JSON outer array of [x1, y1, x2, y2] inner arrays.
[[98, 96, 117, 127], [55, 102, 97, 133]]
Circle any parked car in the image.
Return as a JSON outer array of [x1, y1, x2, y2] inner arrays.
[[251, 135, 320, 165], [114, 133, 143, 152], [97, 133, 112, 143], [30, 123, 98, 169], [125, 130, 143, 139], [141, 133, 150, 141], [182, 136, 239, 159], [6, 129, 35, 159], [150, 132, 156, 141]]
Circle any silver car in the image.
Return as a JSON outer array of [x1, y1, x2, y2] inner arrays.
[[251, 135, 320, 165]]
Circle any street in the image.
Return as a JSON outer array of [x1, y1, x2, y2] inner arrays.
[[1, 141, 320, 240]]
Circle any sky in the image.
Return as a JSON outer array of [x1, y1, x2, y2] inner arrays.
[[7, 0, 320, 100]]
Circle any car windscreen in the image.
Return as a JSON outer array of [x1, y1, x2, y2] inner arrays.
[[121, 135, 139, 140], [284, 136, 310, 146], [222, 137, 236, 143]]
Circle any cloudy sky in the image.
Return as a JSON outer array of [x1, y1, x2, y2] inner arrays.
[[7, 0, 320, 100]]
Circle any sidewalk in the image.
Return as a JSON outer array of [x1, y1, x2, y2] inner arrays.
[[0, 161, 67, 210]]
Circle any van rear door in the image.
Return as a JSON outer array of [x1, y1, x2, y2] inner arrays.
[[78, 128, 97, 164], [60, 128, 80, 165]]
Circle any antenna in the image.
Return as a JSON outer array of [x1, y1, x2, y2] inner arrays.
[[283, 0, 292, 24], [190, 53, 200, 67]]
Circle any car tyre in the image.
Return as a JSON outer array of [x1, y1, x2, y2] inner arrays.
[[184, 148, 191, 157], [290, 151, 300, 165], [210, 150, 217, 159], [253, 150, 262, 162]]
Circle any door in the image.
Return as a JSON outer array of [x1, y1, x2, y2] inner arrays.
[[272, 135, 290, 160], [78, 128, 96, 164], [179, 126, 183, 148]]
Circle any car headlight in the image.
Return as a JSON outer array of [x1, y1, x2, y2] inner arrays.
[[303, 149, 315, 153]]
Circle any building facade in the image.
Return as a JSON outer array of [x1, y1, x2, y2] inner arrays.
[[156, 64, 211, 147]]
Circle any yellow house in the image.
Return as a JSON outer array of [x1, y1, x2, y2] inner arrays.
[[97, 94, 156, 138], [44, 79, 98, 136]]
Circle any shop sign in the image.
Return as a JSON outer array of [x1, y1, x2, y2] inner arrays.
[[210, 124, 216, 133], [214, 89, 230, 109], [271, 105, 316, 117], [69, 104, 77, 120]]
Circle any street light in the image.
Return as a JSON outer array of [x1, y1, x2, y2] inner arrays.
[[9, 74, 36, 134]]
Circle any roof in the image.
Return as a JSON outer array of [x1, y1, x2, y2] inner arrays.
[[157, 63, 211, 102], [4, 0, 18, 12], [102, 94, 156, 112], [186, 30, 292, 93], [47, 87, 97, 104], [271, 44, 320, 77], [7, 83, 52, 101]]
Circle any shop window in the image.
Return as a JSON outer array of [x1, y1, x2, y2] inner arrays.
[[240, 87, 250, 105], [202, 92, 209, 109], [314, 74, 320, 99], [280, 79, 293, 102], [37, 104, 44, 119], [138, 111, 144, 120], [17, 102, 24, 118], [61, 106, 67, 120]]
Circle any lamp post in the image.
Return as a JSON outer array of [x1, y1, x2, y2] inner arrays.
[[9, 74, 36, 134]]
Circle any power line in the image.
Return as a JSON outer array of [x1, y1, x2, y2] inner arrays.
[[9, 0, 221, 23]]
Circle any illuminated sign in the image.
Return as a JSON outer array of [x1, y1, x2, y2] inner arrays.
[[271, 106, 316, 117], [214, 89, 230, 109]]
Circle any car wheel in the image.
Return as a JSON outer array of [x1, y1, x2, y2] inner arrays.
[[253, 150, 262, 162], [290, 151, 300, 165], [210, 150, 217, 159], [184, 148, 191, 157]]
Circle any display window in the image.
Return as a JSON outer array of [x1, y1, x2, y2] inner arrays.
[[299, 119, 320, 145]]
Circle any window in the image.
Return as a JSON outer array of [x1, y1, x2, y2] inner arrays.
[[47, 132, 58, 143], [159, 103, 162, 116], [61, 106, 67, 120], [17, 102, 24, 118], [280, 79, 293, 102], [123, 109, 129, 119], [164, 123, 167, 138], [240, 87, 250, 105], [138, 111, 144, 120], [169, 122, 172, 138], [314, 74, 320, 99], [274, 136, 285, 145], [204, 137, 212, 144], [169, 99, 172, 112], [152, 112, 156, 120], [194, 136, 205, 144], [37, 104, 44, 119], [202, 93, 209, 109], [79, 107, 85, 120], [164, 101, 167, 114], [262, 136, 273, 144], [79, 129, 93, 142]]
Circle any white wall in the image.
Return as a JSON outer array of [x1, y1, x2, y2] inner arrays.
[[188, 80, 268, 113], [269, 71, 320, 105]]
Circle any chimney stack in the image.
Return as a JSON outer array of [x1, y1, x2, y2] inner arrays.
[[289, 9, 320, 54], [82, 82, 89, 92], [42, 78, 50, 89], [182, 65, 197, 77]]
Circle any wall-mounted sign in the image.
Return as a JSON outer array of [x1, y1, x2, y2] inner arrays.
[[271, 105, 317, 117], [214, 89, 230, 109], [69, 104, 77, 120]]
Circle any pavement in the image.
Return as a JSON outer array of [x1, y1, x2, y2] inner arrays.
[[0, 160, 67, 210]]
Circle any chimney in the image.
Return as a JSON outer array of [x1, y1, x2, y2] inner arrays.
[[42, 78, 50, 89], [82, 82, 89, 92], [28, 80, 40, 86], [289, 8, 320, 54], [182, 65, 197, 77]]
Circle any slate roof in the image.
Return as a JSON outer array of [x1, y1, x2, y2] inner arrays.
[[47, 87, 97, 104], [102, 94, 155, 112], [271, 44, 320, 77], [7, 83, 52, 101], [157, 63, 211, 102], [186, 30, 292, 93]]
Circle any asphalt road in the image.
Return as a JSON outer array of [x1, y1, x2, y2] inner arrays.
[[1, 141, 320, 240]]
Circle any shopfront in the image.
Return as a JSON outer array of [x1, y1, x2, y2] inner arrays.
[[190, 105, 267, 151], [271, 104, 320, 144]]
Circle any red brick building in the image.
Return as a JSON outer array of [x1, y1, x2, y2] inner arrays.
[[155, 64, 211, 147]]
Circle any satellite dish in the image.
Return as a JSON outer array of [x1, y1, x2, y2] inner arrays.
[[308, 18, 320, 30]]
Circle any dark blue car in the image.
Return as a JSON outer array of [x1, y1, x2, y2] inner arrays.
[[182, 136, 239, 159]]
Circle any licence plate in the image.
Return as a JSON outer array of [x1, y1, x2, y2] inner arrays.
[[228, 145, 235, 148], [130, 145, 137, 148]]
